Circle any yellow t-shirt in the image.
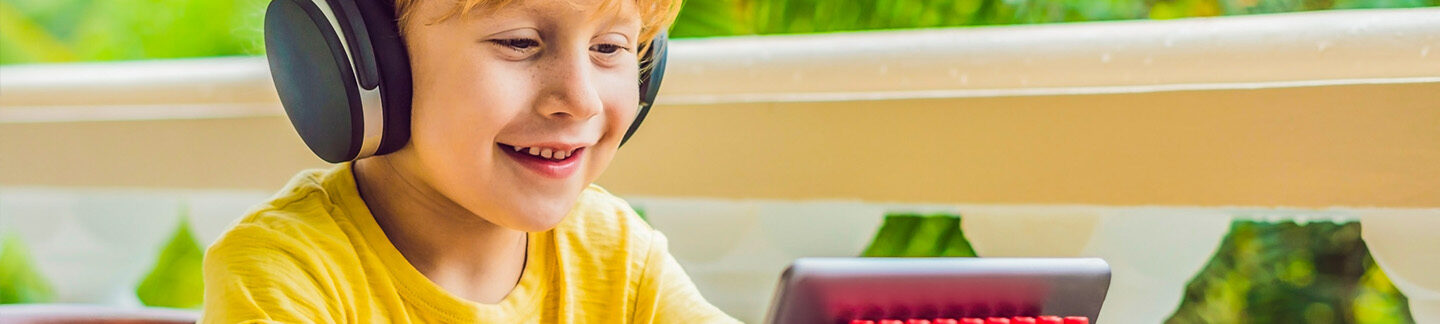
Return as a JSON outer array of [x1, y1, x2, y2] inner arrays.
[[201, 163, 739, 323]]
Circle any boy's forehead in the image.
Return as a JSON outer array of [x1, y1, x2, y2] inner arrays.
[[458, 0, 640, 27]]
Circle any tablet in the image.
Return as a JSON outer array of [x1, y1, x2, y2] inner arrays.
[[765, 258, 1111, 324]]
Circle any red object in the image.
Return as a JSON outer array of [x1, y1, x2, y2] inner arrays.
[[933, 319, 960, 324], [1036, 316, 1063, 324], [986, 318, 1011, 324], [851, 320, 876, 324], [961, 318, 986, 324], [880, 320, 906, 324], [1010, 317, 1037, 324], [907, 320, 932, 324], [1062, 317, 1089, 324]]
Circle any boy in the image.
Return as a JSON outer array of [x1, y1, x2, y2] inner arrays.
[[201, 0, 738, 322]]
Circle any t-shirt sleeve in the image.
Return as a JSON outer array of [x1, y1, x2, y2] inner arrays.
[[633, 230, 743, 324], [200, 224, 341, 324]]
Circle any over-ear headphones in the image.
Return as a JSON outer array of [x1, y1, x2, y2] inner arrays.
[[264, 0, 668, 163]]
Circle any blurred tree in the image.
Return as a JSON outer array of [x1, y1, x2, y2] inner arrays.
[[0, 0, 265, 64], [670, 0, 753, 37], [2, 0, 1435, 64], [1166, 220, 1415, 324]]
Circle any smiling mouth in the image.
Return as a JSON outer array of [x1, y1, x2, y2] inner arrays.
[[496, 143, 587, 179], [498, 143, 581, 161]]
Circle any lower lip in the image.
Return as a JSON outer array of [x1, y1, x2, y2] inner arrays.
[[501, 145, 584, 179]]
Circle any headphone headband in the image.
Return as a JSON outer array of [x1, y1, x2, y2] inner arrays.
[[265, 0, 668, 163]]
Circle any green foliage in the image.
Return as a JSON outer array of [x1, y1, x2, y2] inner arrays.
[[1353, 262, 1414, 324], [3, 0, 1435, 64], [861, 213, 977, 257], [675, 0, 1437, 37], [0, 232, 56, 303], [0, 0, 267, 64], [135, 209, 206, 309], [670, 0, 753, 38], [1166, 220, 1415, 324]]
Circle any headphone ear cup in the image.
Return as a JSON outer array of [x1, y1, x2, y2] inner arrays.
[[622, 33, 669, 146], [349, 0, 413, 156], [265, 0, 366, 163]]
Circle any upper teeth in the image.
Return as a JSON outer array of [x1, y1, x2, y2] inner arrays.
[[512, 145, 574, 160]]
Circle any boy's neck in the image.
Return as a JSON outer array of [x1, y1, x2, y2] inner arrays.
[[352, 156, 529, 304]]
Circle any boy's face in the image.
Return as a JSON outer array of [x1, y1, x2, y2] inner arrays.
[[394, 0, 641, 231]]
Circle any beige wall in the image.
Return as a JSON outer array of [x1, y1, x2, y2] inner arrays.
[[605, 82, 1440, 207], [3, 81, 1436, 207]]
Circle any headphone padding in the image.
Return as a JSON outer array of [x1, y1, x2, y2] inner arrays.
[[322, 0, 380, 89], [622, 33, 669, 146], [351, 0, 414, 156]]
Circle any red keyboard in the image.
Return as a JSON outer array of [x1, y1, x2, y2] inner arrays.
[[851, 316, 1089, 324], [766, 258, 1111, 324]]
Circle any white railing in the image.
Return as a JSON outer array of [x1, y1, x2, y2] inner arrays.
[[4, 8, 1438, 119]]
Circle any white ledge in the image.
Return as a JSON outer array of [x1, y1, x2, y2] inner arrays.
[[1, 8, 1437, 121], [662, 8, 1440, 104]]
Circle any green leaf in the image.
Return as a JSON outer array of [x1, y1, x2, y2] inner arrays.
[[135, 208, 205, 309], [938, 217, 978, 257], [0, 232, 57, 303], [861, 213, 921, 257], [861, 213, 977, 258], [898, 215, 960, 257]]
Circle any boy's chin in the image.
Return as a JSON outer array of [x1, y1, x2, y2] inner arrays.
[[499, 201, 574, 232]]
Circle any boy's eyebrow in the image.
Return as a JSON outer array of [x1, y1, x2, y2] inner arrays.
[[458, 0, 642, 38], [596, 16, 642, 38], [580, 0, 641, 31]]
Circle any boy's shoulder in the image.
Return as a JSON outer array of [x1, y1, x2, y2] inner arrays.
[[206, 167, 352, 261], [201, 166, 371, 322]]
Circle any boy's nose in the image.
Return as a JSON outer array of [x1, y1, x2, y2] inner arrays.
[[534, 51, 603, 121]]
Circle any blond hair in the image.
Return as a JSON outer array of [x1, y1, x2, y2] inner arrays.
[[391, 0, 682, 59]]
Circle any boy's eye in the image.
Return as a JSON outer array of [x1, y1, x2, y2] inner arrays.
[[591, 43, 625, 54], [492, 38, 540, 50]]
